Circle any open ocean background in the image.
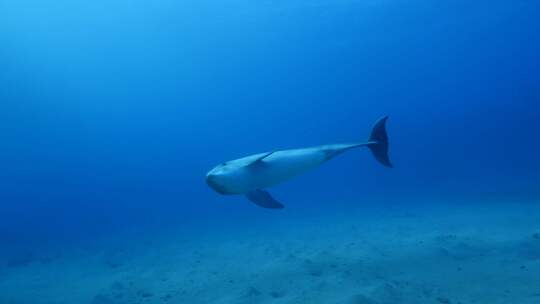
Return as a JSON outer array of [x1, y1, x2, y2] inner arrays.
[[1, 0, 540, 303]]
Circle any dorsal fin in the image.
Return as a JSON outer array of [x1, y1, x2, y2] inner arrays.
[[247, 151, 275, 167]]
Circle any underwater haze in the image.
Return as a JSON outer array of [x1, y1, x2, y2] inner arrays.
[[1, 0, 540, 303]]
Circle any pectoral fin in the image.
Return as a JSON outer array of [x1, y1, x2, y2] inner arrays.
[[246, 189, 284, 209]]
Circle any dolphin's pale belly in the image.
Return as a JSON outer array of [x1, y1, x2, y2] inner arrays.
[[230, 147, 328, 193]]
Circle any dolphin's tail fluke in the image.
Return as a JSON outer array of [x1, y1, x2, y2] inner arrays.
[[367, 116, 392, 168]]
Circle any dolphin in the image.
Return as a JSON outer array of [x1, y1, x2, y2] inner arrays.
[[206, 116, 392, 209]]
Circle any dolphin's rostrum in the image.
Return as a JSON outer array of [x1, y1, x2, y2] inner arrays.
[[206, 116, 392, 209]]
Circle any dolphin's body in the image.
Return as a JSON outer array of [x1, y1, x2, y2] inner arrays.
[[206, 116, 392, 209]]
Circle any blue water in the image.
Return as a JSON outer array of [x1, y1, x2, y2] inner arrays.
[[1, 0, 539, 303]]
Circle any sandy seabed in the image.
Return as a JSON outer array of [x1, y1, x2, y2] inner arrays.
[[1, 199, 540, 304]]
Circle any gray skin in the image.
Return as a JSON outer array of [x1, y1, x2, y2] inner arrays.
[[206, 116, 392, 209]]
